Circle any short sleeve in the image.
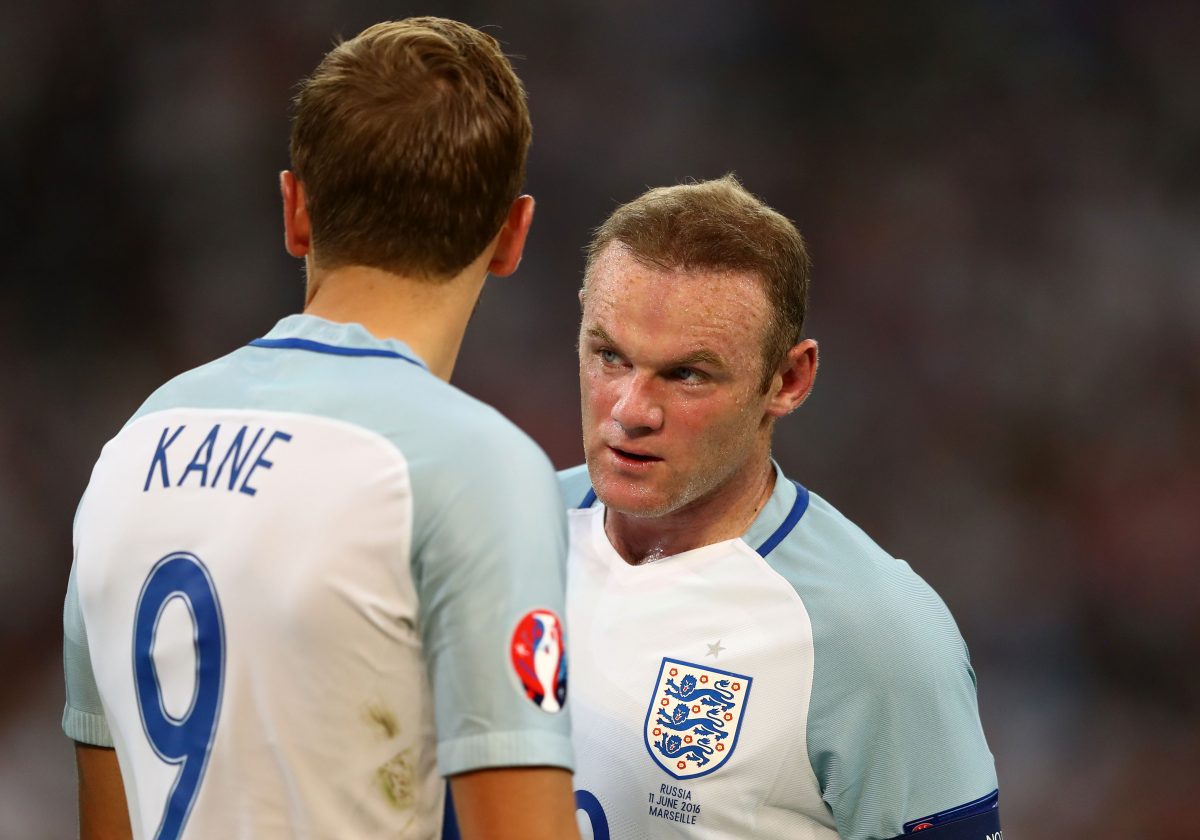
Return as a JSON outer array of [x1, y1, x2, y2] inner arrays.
[[807, 560, 999, 840], [556, 464, 593, 512], [62, 551, 113, 747], [409, 423, 573, 777]]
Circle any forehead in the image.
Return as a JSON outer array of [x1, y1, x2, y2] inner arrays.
[[583, 245, 771, 359]]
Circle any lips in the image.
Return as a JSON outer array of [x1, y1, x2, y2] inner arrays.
[[608, 445, 663, 465]]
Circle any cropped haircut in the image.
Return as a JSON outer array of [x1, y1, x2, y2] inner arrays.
[[290, 18, 531, 280], [585, 175, 812, 391]]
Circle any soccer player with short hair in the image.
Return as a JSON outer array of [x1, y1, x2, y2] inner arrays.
[[62, 18, 579, 840], [561, 176, 1002, 839]]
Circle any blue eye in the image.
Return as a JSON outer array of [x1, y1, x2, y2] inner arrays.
[[673, 367, 702, 382], [599, 349, 621, 365]]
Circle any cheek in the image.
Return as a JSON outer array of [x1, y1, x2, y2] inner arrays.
[[673, 397, 735, 431], [681, 401, 759, 454], [579, 370, 611, 423]]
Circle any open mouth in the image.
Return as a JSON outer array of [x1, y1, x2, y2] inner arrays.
[[611, 446, 662, 463]]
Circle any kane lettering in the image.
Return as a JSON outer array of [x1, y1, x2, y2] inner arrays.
[[144, 423, 293, 496]]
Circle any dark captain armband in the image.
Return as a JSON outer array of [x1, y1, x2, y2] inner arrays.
[[889, 790, 1002, 839]]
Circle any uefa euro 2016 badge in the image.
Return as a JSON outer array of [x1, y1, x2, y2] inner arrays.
[[644, 658, 752, 779], [509, 609, 568, 713]]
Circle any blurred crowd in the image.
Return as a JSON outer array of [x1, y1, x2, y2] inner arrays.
[[2, 1, 1196, 836]]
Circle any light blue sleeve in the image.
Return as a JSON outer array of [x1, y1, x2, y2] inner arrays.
[[556, 463, 592, 511], [409, 416, 574, 777], [808, 568, 996, 839], [62, 542, 113, 747], [771, 495, 998, 840]]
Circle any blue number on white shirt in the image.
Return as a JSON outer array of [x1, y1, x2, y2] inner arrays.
[[133, 552, 226, 840], [575, 789, 610, 840]]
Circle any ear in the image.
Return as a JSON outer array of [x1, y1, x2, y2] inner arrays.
[[280, 171, 311, 258], [765, 339, 819, 418], [486, 195, 535, 277]]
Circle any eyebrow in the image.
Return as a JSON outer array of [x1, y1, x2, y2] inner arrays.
[[585, 325, 615, 344], [584, 325, 727, 371], [670, 349, 726, 370]]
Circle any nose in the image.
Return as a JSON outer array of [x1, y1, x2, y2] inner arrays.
[[611, 373, 664, 434]]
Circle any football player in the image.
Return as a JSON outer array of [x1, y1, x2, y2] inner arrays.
[[62, 18, 579, 840], [561, 176, 1002, 839]]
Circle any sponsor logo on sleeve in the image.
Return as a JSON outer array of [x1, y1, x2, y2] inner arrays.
[[643, 658, 752, 779], [509, 610, 567, 713]]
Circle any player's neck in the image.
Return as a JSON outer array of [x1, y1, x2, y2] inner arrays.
[[604, 457, 777, 565], [302, 261, 488, 381]]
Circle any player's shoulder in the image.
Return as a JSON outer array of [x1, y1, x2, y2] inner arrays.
[[124, 349, 239, 425], [767, 486, 966, 659], [406, 385, 556, 495], [128, 319, 547, 475], [109, 315, 560, 518], [766, 486, 901, 582], [556, 464, 593, 511]]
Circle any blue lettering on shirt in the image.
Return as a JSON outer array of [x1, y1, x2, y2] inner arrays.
[[177, 424, 221, 488], [212, 426, 264, 490], [144, 425, 186, 491], [238, 431, 293, 497], [144, 424, 293, 496]]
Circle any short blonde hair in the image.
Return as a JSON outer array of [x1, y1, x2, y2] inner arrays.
[[586, 175, 812, 390], [290, 18, 532, 280]]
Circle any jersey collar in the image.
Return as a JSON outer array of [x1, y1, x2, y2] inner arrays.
[[576, 460, 810, 559], [250, 314, 429, 370], [741, 460, 810, 557]]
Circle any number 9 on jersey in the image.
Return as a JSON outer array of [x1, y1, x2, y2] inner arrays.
[[133, 552, 226, 840]]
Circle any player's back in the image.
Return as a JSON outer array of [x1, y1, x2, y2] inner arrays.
[[65, 315, 570, 839]]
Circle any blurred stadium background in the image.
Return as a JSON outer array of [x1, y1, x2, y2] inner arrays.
[[2, 1, 1197, 837]]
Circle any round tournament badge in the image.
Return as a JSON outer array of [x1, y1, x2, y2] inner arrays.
[[509, 609, 568, 713]]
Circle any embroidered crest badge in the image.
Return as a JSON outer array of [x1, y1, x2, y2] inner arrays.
[[643, 657, 752, 779]]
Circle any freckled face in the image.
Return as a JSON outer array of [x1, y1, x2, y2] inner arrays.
[[579, 245, 776, 518]]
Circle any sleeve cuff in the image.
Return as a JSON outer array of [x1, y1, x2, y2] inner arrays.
[[62, 705, 113, 747], [438, 729, 574, 777]]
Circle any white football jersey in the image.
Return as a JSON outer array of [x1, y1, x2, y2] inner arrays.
[[63, 316, 572, 840], [560, 464, 1000, 840]]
